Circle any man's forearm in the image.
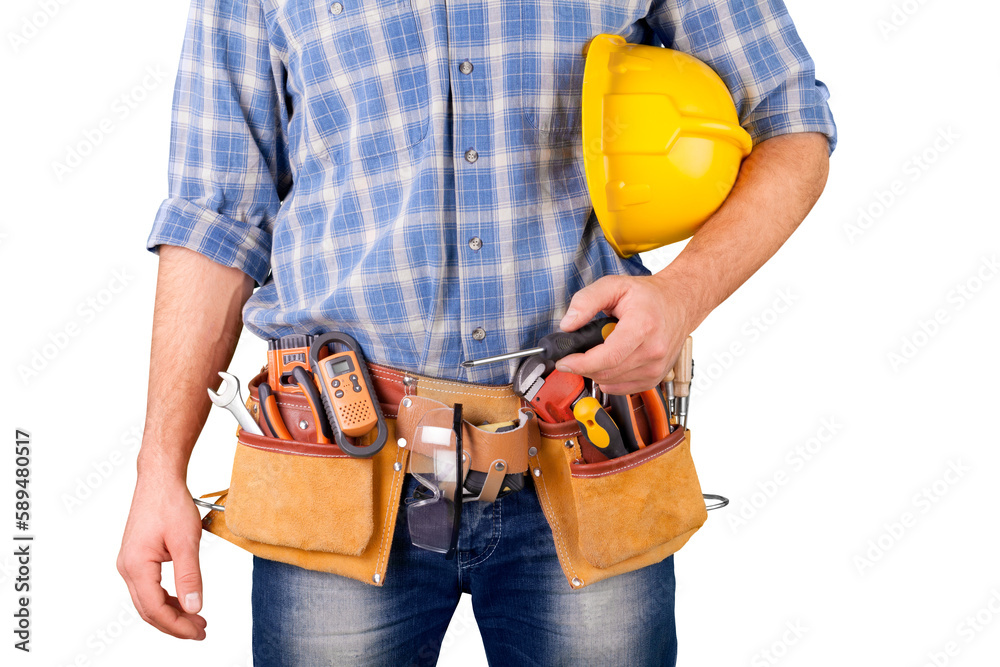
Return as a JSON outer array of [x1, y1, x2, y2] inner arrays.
[[138, 245, 255, 480], [655, 132, 830, 330]]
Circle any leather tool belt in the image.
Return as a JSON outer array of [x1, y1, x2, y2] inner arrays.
[[198, 356, 707, 590]]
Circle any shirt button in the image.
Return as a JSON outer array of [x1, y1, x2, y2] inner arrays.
[[329, 2, 343, 15], [464, 148, 478, 164], [472, 327, 486, 341], [459, 60, 474, 75], [468, 236, 482, 251]]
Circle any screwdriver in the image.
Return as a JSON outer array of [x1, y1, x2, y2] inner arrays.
[[673, 337, 693, 429], [462, 317, 618, 368], [573, 396, 631, 460]]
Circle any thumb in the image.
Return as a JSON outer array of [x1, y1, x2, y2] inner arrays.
[[560, 276, 626, 331], [169, 531, 203, 614]]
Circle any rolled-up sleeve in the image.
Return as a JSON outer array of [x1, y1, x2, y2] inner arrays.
[[645, 0, 837, 154], [147, 0, 290, 286]]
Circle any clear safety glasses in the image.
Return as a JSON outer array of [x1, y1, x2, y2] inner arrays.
[[406, 403, 469, 559]]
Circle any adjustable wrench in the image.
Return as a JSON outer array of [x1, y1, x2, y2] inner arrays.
[[208, 371, 262, 436]]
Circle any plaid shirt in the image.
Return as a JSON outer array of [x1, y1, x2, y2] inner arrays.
[[147, 0, 837, 384]]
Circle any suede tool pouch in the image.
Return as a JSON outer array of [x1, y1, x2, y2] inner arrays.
[[224, 430, 374, 556], [530, 421, 708, 589], [568, 427, 707, 569], [199, 369, 410, 587]]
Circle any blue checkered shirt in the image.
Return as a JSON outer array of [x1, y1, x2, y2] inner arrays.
[[147, 0, 837, 384]]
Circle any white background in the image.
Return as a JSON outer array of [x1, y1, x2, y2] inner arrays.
[[2, 0, 998, 665]]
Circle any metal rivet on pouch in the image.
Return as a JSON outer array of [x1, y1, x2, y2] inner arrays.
[[372, 573, 381, 584], [571, 577, 583, 588], [397, 437, 407, 448], [401, 397, 412, 408], [298, 420, 309, 430], [528, 446, 537, 457], [394, 462, 402, 472], [252, 404, 258, 415], [495, 462, 505, 472], [564, 440, 574, 449], [403, 375, 416, 387], [533, 468, 541, 477]]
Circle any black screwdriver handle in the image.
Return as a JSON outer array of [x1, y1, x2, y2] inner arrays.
[[539, 316, 618, 362]]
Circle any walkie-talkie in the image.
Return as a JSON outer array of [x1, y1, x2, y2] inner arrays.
[[308, 332, 388, 458]]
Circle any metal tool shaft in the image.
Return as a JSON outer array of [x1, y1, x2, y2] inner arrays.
[[462, 347, 545, 368]]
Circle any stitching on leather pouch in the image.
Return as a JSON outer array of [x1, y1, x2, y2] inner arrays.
[[570, 438, 683, 479], [414, 377, 514, 394], [531, 455, 580, 582], [375, 444, 405, 577], [368, 369, 398, 384], [542, 429, 581, 438], [238, 439, 351, 459]]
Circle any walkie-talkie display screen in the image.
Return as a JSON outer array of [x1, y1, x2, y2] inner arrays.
[[330, 357, 353, 376]]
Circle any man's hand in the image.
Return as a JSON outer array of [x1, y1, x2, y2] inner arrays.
[[118, 245, 254, 638], [117, 473, 206, 640], [554, 275, 691, 395], [555, 133, 830, 394]]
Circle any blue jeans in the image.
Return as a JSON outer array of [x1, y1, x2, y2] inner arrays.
[[252, 473, 677, 666]]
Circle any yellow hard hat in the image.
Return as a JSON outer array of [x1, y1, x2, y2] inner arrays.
[[581, 34, 753, 257]]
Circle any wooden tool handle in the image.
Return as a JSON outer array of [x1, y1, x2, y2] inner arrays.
[[672, 337, 693, 398]]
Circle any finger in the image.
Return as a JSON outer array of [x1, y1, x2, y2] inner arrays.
[[131, 557, 205, 640], [121, 565, 177, 637], [559, 276, 628, 332], [592, 352, 667, 391], [168, 530, 203, 615], [164, 596, 208, 632], [596, 379, 661, 396], [557, 326, 641, 379]]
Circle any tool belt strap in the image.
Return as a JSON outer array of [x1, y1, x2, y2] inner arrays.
[[251, 361, 537, 474], [395, 394, 537, 475]]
